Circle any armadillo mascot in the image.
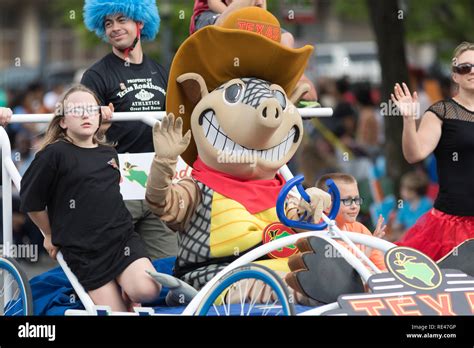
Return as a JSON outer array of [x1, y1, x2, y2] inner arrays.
[[146, 7, 331, 304]]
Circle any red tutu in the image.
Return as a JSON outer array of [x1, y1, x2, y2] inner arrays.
[[396, 208, 474, 261]]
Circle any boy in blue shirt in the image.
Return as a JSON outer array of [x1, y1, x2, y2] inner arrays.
[[393, 172, 432, 239]]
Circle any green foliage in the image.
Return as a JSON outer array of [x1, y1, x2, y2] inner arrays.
[[47, 0, 102, 48], [333, 0, 369, 21], [404, 0, 474, 58], [164, 1, 195, 52], [332, 0, 473, 61], [266, 0, 279, 13], [333, 0, 473, 43]]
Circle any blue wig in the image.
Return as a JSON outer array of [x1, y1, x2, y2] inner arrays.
[[83, 0, 160, 41]]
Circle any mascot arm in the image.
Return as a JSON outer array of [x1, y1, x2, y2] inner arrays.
[[283, 188, 332, 233], [285, 193, 301, 221], [284, 193, 309, 233], [145, 157, 201, 232]]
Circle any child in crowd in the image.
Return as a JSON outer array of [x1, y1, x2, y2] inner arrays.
[[316, 173, 387, 271], [191, 0, 263, 34], [190, 0, 317, 101], [20, 85, 162, 312], [190, 0, 294, 45], [392, 171, 433, 241]]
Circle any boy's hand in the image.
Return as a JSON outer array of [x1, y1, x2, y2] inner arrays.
[[43, 235, 59, 260], [297, 187, 331, 224], [373, 214, 386, 239]]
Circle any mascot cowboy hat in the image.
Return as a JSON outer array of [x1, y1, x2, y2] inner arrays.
[[167, 7, 314, 166], [83, 0, 160, 41]]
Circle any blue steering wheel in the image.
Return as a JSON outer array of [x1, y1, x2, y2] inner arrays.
[[276, 174, 340, 230]]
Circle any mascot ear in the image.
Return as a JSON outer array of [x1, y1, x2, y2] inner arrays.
[[289, 82, 311, 104], [177, 73, 209, 106]]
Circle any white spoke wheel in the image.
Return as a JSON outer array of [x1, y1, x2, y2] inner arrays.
[[195, 263, 295, 316]]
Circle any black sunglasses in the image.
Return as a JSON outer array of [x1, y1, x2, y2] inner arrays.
[[452, 63, 474, 75]]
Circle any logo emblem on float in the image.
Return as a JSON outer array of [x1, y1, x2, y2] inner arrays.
[[386, 247, 443, 290], [262, 222, 297, 259]]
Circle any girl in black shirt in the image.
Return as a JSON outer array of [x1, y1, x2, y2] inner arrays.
[[20, 85, 162, 311], [391, 42, 474, 261]]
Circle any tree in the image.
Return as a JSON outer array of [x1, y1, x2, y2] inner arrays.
[[367, 0, 411, 191], [404, 0, 474, 60], [334, 0, 474, 62]]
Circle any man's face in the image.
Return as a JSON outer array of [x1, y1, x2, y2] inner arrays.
[[104, 14, 143, 50], [225, 0, 267, 9]]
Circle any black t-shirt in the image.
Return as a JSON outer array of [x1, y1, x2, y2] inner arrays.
[[81, 53, 168, 153], [20, 141, 134, 252], [428, 99, 474, 216]]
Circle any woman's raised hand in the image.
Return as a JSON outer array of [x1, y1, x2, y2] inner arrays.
[[391, 83, 419, 119]]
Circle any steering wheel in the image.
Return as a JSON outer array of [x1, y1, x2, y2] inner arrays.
[[276, 174, 340, 230]]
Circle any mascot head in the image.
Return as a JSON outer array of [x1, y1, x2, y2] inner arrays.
[[167, 7, 313, 180]]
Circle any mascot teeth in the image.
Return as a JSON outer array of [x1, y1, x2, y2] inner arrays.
[[201, 110, 296, 162]]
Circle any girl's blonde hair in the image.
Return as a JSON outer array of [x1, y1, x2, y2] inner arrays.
[[38, 84, 110, 152], [452, 41, 474, 64]]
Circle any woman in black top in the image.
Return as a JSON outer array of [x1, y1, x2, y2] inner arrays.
[[391, 42, 474, 261], [20, 85, 161, 311]]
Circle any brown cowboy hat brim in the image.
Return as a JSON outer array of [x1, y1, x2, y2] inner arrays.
[[166, 25, 313, 166]]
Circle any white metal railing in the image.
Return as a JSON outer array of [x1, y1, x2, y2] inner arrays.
[[10, 112, 156, 127], [10, 108, 333, 125], [1, 108, 333, 314]]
